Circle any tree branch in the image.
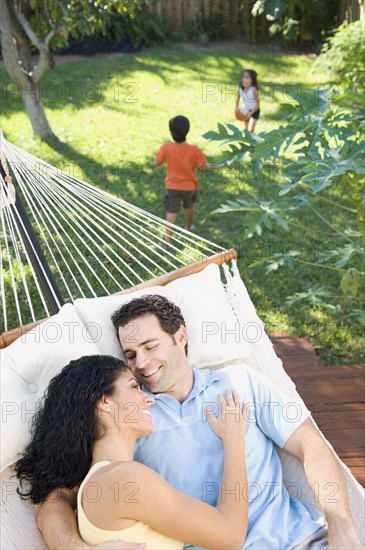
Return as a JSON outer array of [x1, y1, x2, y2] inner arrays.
[[11, 2, 56, 82], [44, 0, 57, 32], [12, 2, 48, 52], [32, 43, 55, 83]]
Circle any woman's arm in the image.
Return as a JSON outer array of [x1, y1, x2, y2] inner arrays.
[[85, 391, 248, 550], [236, 91, 240, 109]]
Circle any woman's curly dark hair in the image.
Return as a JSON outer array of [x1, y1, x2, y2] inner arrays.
[[14, 355, 129, 504]]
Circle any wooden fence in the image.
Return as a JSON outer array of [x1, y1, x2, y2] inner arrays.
[[145, 0, 365, 33], [145, 0, 246, 31], [339, 0, 362, 23]]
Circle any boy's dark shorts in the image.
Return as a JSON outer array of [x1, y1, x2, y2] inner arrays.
[[164, 190, 198, 213]]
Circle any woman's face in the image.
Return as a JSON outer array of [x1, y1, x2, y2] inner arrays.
[[104, 369, 155, 437]]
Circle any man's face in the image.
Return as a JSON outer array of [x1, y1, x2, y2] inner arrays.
[[118, 313, 189, 395]]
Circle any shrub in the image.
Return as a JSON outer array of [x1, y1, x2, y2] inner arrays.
[[187, 13, 227, 44], [204, 87, 365, 329], [314, 22, 365, 88]]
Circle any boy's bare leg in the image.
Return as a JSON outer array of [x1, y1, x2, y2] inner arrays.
[[37, 488, 146, 549], [165, 212, 178, 244], [185, 206, 194, 230]]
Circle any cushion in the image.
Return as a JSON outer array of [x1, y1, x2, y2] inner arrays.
[[0, 304, 100, 473], [74, 264, 252, 368], [1, 467, 45, 549]]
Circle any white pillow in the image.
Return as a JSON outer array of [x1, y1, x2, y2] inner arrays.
[[1, 466, 46, 549], [0, 304, 100, 472], [74, 264, 252, 368]]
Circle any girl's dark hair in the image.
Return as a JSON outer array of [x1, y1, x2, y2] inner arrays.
[[169, 115, 190, 143], [14, 355, 129, 504], [239, 69, 259, 90]]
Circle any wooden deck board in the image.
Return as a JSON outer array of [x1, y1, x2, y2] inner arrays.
[[271, 333, 365, 487]]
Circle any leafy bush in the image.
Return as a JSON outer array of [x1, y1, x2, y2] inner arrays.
[[204, 87, 365, 328], [251, 0, 340, 45], [59, 0, 168, 50], [314, 22, 365, 88], [187, 13, 227, 44]]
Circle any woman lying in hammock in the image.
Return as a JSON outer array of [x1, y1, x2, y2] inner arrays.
[[15, 355, 248, 550]]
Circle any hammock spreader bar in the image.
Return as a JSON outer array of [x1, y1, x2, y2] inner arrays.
[[0, 160, 64, 315]]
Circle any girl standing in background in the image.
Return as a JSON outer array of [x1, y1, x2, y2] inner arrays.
[[235, 69, 260, 134]]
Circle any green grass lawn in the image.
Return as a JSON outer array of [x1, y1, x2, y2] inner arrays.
[[1, 43, 363, 365]]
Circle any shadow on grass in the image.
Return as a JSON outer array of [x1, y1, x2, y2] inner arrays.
[[44, 135, 145, 198], [0, 46, 317, 117]]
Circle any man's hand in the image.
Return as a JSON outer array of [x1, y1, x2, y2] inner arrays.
[[91, 542, 146, 550]]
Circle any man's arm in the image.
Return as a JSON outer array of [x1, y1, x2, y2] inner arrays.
[[284, 418, 363, 549], [37, 487, 86, 550], [37, 487, 146, 550]]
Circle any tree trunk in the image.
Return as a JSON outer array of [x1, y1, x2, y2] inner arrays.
[[360, 0, 365, 31], [0, 0, 55, 141], [21, 80, 55, 140]]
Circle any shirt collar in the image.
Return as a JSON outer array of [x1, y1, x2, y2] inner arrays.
[[142, 368, 220, 404]]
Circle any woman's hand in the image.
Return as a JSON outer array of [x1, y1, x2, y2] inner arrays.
[[206, 390, 246, 444]]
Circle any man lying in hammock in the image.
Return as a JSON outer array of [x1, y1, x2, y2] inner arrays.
[[36, 295, 362, 550]]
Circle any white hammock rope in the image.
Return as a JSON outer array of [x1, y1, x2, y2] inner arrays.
[[1, 201, 23, 328], [35, 154, 219, 257], [9, 141, 219, 262], [8, 156, 87, 302], [0, 133, 224, 332], [3, 200, 38, 324], [2, 172, 61, 321], [17, 155, 161, 284], [18, 161, 127, 295], [41, 171, 214, 267], [7, 145, 189, 287], [7, 141, 218, 270]]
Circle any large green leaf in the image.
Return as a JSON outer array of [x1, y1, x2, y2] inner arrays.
[[341, 268, 362, 297]]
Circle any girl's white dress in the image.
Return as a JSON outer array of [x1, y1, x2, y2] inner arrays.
[[238, 85, 257, 115]]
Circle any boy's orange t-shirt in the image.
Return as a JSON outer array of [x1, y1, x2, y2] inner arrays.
[[155, 142, 207, 191]]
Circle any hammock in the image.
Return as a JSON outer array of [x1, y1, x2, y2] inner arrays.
[[0, 136, 364, 549], [0, 129, 223, 338]]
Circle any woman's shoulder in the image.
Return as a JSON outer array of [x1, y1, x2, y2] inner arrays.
[[81, 461, 160, 510], [84, 460, 153, 486]]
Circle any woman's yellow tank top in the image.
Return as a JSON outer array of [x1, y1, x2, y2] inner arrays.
[[77, 461, 183, 549]]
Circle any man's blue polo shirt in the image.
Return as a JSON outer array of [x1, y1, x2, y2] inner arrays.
[[135, 365, 325, 549]]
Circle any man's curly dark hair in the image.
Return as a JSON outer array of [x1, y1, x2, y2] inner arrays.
[[111, 294, 188, 355], [14, 355, 129, 504]]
